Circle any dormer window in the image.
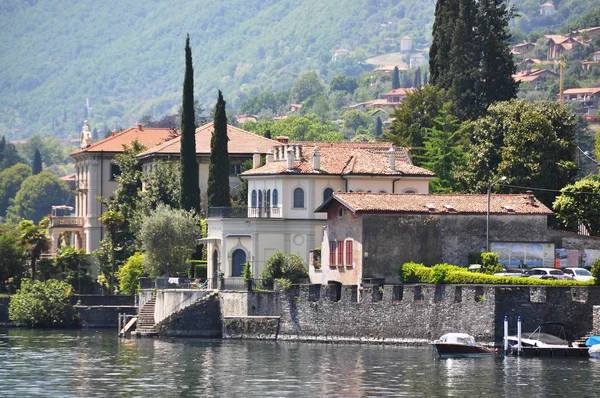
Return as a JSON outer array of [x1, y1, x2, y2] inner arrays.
[[425, 203, 436, 211], [443, 204, 456, 212]]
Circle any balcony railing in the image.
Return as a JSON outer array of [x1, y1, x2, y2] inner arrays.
[[49, 216, 84, 228], [209, 206, 282, 219]]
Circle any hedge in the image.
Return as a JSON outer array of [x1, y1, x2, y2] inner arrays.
[[187, 260, 208, 279], [399, 262, 593, 286]]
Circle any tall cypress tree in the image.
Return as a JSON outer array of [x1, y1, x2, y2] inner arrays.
[[207, 90, 231, 208], [180, 34, 200, 214], [429, 0, 460, 87], [32, 149, 42, 175], [392, 66, 400, 89], [414, 68, 422, 87], [448, 0, 479, 120], [477, 0, 517, 111], [375, 116, 383, 137]]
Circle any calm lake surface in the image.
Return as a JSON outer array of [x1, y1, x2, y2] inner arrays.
[[1, 329, 600, 397]]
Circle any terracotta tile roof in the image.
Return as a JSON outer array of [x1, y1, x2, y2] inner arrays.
[[317, 193, 553, 215], [73, 126, 178, 155], [386, 88, 416, 96], [243, 142, 435, 177], [136, 122, 279, 158], [563, 87, 600, 95]]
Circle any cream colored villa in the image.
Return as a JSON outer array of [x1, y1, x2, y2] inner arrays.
[[204, 139, 435, 288]]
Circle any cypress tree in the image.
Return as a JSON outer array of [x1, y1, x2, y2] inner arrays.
[[423, 72, 429, 86], [375, 116, 383, 137], [448, 0, 479, 120], [477, 0, 518, 111], [180, 34, 201, 214], [207, 90, 231, 208], [32, 149, 42, 175], [392, 66, 400, 90], [264, 130, 272, 140], [0, 136, 5, 163], [429, 0, 460, 87], [414, 68, 422, 87]]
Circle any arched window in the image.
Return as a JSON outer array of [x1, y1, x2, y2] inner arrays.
[[258, 190, 263, 209], [323, 187, 334, 203], [232, 249, 246, 277], [266, 189, 271, 208], [251, 190, 257, 207], [293, 187, 305, 208], [273, 189, 279, 207], [403, 189, 417, 194]]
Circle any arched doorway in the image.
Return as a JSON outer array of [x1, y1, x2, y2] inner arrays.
[[212, 250, 219, 288], [232, 249, 246, 277]]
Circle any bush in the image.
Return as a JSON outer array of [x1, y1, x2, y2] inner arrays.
[[187, 260, 207, 279], [119, 253, 146, 295], [243, 262, 252, 281], [592, 258, 600, 285], [468, 252, 482, 265], [63, 269, 95, 294], [9, 279, 74, 327], [399, 262, 592, 286], [480, 252, 502, 274], [261, 251, 309, 285]]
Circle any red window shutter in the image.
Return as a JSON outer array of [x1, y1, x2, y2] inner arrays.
[[329, 241, 336, 265], [346, 240, 353, 265], [337, 241, 344, 265]]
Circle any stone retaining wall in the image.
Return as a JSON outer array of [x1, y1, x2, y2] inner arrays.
[[155, 294, 222, 337], [76, 306, 137, 328], [222, 317, 280, 340]]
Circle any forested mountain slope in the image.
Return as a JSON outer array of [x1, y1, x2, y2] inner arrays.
[[0, 0, 435, 139], [0, 0, 595, 140]]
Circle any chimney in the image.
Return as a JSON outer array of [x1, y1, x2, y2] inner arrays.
[[276, 136, 289, 144], [253, 148, 261, 169], [388, 147, 396, 170], [138, 123, 143, 131], [313, 146, 321, 170], [526, 190, 536, 206], [112, 129, 116, 137], [287, 147, 295, 171], [266, 148, 274, 164]]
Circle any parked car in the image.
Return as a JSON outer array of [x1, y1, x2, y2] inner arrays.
[[527, 268, 569, 280], [562, 267, 594, 282], [494, 268, 527, 277]]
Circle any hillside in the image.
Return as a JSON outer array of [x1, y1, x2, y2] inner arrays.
[[0, 0, 436, 139]]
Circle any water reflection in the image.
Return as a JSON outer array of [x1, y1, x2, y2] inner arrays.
[[1, 329, 600, 397]]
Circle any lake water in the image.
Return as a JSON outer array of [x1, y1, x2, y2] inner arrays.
[[1, 329, 599, 397]]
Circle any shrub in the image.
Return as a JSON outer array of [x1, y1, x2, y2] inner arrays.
[[261, 251, 309, 285], [592, 258, 600, 285], [9, 279, 74, 327], [63, 269, 95, 294], [480, 252, 502, 274], [243, 262, 252, 281], [119, 253, 146, 295], [468, 252, 482, 265], [399, 262, 592, 286], [187, 260, 207, 279]]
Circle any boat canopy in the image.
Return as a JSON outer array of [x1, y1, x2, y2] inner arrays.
[[438, 333, 477, 346], [586, 336, 600, 347]]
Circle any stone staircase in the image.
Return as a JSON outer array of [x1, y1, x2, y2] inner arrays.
[[135, 296, 158, 337]]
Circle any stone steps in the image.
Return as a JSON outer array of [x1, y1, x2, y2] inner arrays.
[[135, 297, 157, 337]]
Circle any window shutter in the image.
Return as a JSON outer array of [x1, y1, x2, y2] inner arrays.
[[329, 241, 336, 265], [337, 241, 344, 266], [346, 240, 353, 266]]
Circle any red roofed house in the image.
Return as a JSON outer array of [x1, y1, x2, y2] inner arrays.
[[204, 141, 435, 288], [385, 88, 415, 105], [561, 87, 600, 115], [48, 121, 179, 272], [313, 192, 600, 287], [512, 68, 558, 88]]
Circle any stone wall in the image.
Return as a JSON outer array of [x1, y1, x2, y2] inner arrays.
[[220, 291, 280, 317], [155, 294, 222, 337], [275, 284, 600, 344], [154, 290, 211, 324], [71, 295, 135, 306], [594, 306, 600, 335], [222, 317, 280, 340], [76, 305, 137, 328]]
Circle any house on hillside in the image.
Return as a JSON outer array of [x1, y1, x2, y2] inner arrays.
[[203, 141, 435, 289], [511, 41, 536, 56], [400, 36, 412, 52], [332, 48, 351, 62], [235, 114, 258, 124], [313, 192, 600, 287], [545, 35, 584, 59], [48, 122, 179, 268], [540, 2, 555, 16], [372, 64, 407, 73], [561, 87, 600, 115], [583, 51, 600, 70], [512, 68, 558, 89], [409, 54, 427, 69], [385, 88, 415, 105]]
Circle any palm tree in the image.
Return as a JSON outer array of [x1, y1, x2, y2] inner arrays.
[[18, 220, 50, 281]]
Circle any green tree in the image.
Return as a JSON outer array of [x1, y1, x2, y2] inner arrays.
[[207, 90, 231, 209], [0, 140, 25, 172], [54, 245, 88, 273], [32, 149, 42, 175], [385, 85, 448, 162], [290, 71, 325, 103], [0, 232, 25, 290], [260, 251, 309, 285], [139, 204, 202, 277], [553, 179, 600, 236], [375, 116, 383, 137], [342, 109, 371, 135], [99, 210, 124, 294], [414, 68, 422, 87], [119, 252, 146, 295], [0, 163, 31, 217], [429, 0, 460, 88], [392, 66, 400, 89], [180, 35, 201, 214], [8, 171, 70, 224], [8, 279, 74, 327], [458, 100, 579, 209], [418, 110, 466, 193], [140, 160, 181, 214], [330, 73, 358, 94]]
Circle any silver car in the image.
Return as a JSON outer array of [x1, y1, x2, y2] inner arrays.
[[562, 267, 594, 281], [527, 268, 569, 280]]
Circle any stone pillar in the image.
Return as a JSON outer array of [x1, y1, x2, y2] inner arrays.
[[87, 159, 99, 226], [50, 231, 61, 255]]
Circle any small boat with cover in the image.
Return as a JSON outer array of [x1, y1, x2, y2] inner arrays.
[[432, 333, 496, 358]]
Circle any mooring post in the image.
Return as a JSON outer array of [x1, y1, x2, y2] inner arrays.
[[517, 316, 522, 353], [118, 313, 122, 337], [504, 315, 508, 353]]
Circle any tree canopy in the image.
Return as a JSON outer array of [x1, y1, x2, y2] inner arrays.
[[553, 179, 600, 236], [8, 171, 70, 224]]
